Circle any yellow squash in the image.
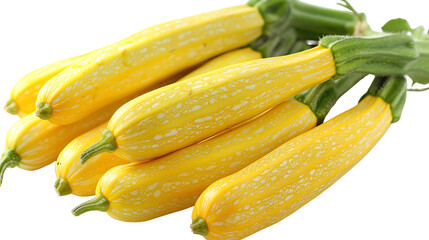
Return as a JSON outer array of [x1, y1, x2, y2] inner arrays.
[[72, 99, 317, 221], [54, 123, 130, 196], [4, 54, 86, 117], [191, 95, 394, 240], [36, 5, 264, 124], [81, 46, 336, 163], [54, 47, 262, 197]]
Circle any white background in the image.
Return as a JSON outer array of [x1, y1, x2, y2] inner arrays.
[[0, 1, 428, 239]]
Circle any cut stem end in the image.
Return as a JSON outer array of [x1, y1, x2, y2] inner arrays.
[[191, 216, 209, 236], [4, 99, 18, 115], [35, 101, 52, 120], [72, 195, 109, 216], [54, 177, 72, 196], [79, 129, 117, 164]]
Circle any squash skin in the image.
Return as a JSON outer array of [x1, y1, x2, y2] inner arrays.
[[192, 95, 392, 240], [36, 5, 264, 125], [75, 99, 317, 221]]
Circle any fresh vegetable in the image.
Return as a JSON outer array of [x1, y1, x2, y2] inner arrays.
[[71, 72, 364, 221], [80, 34, 419, 163], [4, 54, 87, 117], [35, 0, 366, 124], [190, 75, 406, 240], [54, 47, 264, 197]]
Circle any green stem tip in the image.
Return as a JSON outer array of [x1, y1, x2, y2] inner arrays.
[[191, 216, 208, 236], [0, 150, 21, 187], [72, 195, 109, 216], [79, 129, 117, 164], [4, 99, 18, 115], [35, 101, 52, 120], [54, 177, 72, 196]]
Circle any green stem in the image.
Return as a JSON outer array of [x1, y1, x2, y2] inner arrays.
[[295, 73, 366, 124], [190, 216, 208, 236], [0, 150, 21, 187], [321, 34, 418, 76], [361, 76, 407, 123], [4, 99, 18, 115], [72, 195, 109, 216], [54, 177, 72, 196], [80, 129, 117, 164], [35, 101, 52, 120], [408, 86, 429, 92], [248, 0, 368, 57], [289, 0, 370, 38]]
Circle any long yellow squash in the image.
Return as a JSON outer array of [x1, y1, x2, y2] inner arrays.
[[80, 46, 336, 162], [191, 76, 407, 240], [4, 54, 86, 117], [54, 47, 262, 197], [80, 34, 416, 163], [72, 99, 317, 221], [35, 5, 264, 124]]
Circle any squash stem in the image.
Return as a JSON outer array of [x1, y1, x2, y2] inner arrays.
[[80, 129, 117, 164], [295, 73, 366, 124], [54, 177, 72, 196], [72, 195, 109, 216], [4, 99, 18, 115], [0, 150, 21, 187], [35, 101, 52, 120], [190, 216, 208, 236]]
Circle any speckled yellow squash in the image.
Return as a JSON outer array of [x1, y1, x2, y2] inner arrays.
[[190, 76, 406, 240], [54, 48, 262, 197], [72, 99, 317, 221], [80, 34, 414, 163], [35, 5, 264, 124], [54, 123, 130, 196], [80, 46, 336, 163], [4, 54, 87, 117]]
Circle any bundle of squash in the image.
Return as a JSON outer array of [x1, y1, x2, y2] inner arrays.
[[1, 0, 428, 239]]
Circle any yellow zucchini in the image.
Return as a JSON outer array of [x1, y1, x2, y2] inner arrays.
[[81, 46, 336, 162], [54, 47, 262, 197], [54, 123, 129, 196], [36, 5, 264, 124], [72, 99, 317, 221], [190, 76, 407, 240], [4, 54, 86, 117]]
